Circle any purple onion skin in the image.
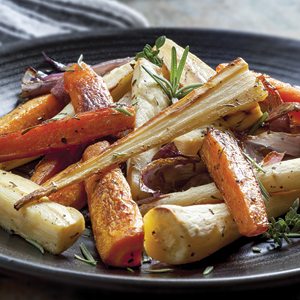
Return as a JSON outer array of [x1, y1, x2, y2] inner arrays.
[[21, 57, 132, 100]]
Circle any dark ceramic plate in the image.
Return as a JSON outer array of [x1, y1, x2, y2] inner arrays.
[[0, 29, 300, 292]]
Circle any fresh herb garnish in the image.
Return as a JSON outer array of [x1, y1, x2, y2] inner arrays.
[[143, 268, 173, 273], [113, 106, 134, 116], [142, 46, 202, 103], [248, 111, 269, 135], [25, 238, 45, 254], [77, 54, 84, 69], [257, 176, 271, 201], [203, 266, 214, 276], [135, 36, 166, 67], [252, 246, 262, 253], [264, 199, 300, 248], [74, 243, 97, 266], [243, 151, 266, 174], [127, 267, 135, 273], [112, 152, 126, 160], [142, 253, 152, 264], [242, 151, 270, 201]]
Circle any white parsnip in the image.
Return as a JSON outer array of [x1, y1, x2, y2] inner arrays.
[[127, 58, 170, 200], [139, 158, 300, 215], [144, 190, 299, 265], [0, 170, 84, 254]]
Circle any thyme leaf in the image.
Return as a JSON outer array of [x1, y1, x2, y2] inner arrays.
[[263, 198, 300, 248], [135, 36, 166, 67]]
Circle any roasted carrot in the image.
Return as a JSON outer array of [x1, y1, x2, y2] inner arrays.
[[268, 77, 300, 125], [64, 63, 113, 112], [0, 107, 135, 162], [83, 141, 144, 267], [200, 128, 268, 237], [31, 146, 87, 210], [0, 94, 66, 135], [31, 147, 84, 184]]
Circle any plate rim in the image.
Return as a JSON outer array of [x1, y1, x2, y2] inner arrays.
[[1, 27, 300, 291]]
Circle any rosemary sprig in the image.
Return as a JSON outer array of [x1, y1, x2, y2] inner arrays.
[[142, 46, 202, 103], [135, 36, 166, 67], [74, 242, 97, 266], [248, 111, 269, 135], [242, 151, 270, 201], [25, 238, 45, 254], [243, 151, 266, 174], [264, 199, 300, 248]]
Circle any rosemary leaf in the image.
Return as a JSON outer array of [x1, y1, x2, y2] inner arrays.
[[242, 151, 266, 173], [248, 111, 269, 135], [75, 243, 97, 266], [25, 238, 45, 254], [143, 268, 173, 273], [114, 107, 133, 116], [203, 266, 214, 276]]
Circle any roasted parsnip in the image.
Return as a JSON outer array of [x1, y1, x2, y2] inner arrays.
[[0, 171, 84, 254], [127, 58, 170, 200], [139, 157, 300, 214], [143, 190, 299, 265], [15, 58, 268, 208]]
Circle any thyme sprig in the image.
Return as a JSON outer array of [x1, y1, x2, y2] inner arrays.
[[142, 46, 202, 103], [264, 199, 300, 248], [135, 36, 166, 67]]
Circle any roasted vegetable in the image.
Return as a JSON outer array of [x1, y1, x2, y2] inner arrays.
[[15, 58, 268, 209], [0, 107, 135, 162], [64, 62, 113, 112], [103, 61, 134, 101], [83, 141, 144, 267], [201, 128, 268, 236], [0, 171, 84, 254], [127, 58, 170, 200], [0, 103, 75, 171], [143, 190, 299, 265], [0, 94, 66, 134], [139, 157, 300, 215]]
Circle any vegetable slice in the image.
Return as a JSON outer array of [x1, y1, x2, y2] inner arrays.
[[0, 94, 66, 134], [15, 58, 268, 209], [0, 106, 135, 162], [200, 128, 268, 236], [143, 190, 298, 265], [0, 171, 84, 254], [83, 141, 144, 267]]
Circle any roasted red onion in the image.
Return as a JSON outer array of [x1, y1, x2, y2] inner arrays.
[[245, 131, 300, 157], [140, 156, 208, 194]]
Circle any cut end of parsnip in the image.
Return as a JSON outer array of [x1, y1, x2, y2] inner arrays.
[[144, 204, 240, 265], [0, 170, 85, 254]]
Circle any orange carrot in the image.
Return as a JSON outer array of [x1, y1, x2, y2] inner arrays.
[[64, 63, 113, 112], [201, 128, 268, 237], [0, 107, 135, 162], [0, 94, 66, 135], [83, 141, 144, 267]]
